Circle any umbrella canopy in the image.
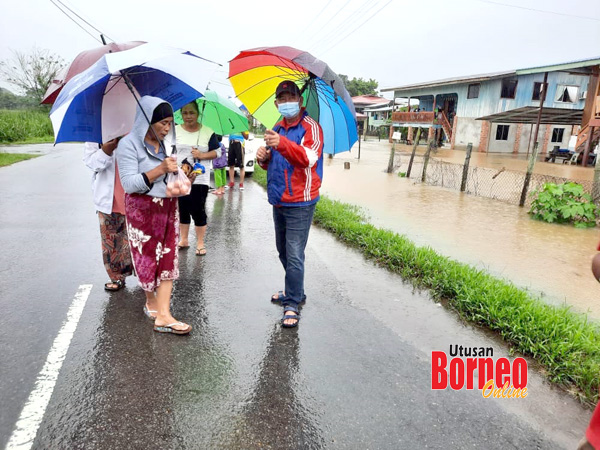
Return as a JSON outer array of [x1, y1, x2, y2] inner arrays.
[[228, 46, 357, 154], [50, 43, 217, 144], [173, 90, 248, 135], [41, 41, 145, 105]]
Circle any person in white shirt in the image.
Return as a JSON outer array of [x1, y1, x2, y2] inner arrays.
[[175, 101, 221, 256]]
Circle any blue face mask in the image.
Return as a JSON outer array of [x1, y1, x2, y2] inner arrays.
[[277, 102, 300, 119]]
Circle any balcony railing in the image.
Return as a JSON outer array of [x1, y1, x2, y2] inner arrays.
[[391, 111, 436, 123]]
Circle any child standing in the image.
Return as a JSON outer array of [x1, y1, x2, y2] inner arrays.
[[212, 135, 228, 195]]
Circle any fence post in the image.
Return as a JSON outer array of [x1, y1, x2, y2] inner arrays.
[[519, 142, 539, 207], [460, 142, 473, 192], [421, 139, 434, 182], [387, 138, 395, 173], [406, 128, 422, 178], [593, 153, 600, 202]]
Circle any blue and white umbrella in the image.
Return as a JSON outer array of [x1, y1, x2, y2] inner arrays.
[[50, 43, 218, 144]]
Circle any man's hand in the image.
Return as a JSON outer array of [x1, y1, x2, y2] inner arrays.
[[257, 146, 271, 163], [264, 130, 280, 149]]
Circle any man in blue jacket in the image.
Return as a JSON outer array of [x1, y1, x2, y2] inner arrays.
[[256, 80, 324, 328]]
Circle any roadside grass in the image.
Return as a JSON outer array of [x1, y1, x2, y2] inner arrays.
[[253, 165, 600, 405], [0, 153, 40, 167], [0, 109, 54, 144]]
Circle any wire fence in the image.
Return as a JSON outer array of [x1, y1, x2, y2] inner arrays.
[[394, 152, 595, 207]]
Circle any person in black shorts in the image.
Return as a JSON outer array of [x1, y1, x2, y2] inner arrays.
[[227, 131, 247, 190]]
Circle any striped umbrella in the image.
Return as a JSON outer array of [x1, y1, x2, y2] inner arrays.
[[228, 46, 357, 154]]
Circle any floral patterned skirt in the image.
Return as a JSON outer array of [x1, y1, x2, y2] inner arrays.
[[124, 194, 179, 292], [98, 212, 133, 281]]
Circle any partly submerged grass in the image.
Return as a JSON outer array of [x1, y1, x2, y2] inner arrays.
[[0, 153, 40, 167], [253, 165, 600, 404]]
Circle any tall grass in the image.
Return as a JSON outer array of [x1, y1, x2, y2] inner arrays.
[[0, 109, 54, 144], [253, 165, 600, 404]]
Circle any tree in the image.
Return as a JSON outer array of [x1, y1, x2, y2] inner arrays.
[[0, 47, 65, 104], [338, 74, 379, 97]]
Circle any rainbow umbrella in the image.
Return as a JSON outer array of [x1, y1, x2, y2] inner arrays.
[[228, 46, 357, 155]]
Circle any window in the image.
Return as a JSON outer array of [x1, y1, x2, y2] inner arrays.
[[467, 83, 480, 99], [551, 128, 565, 143], [501, 78, 518, 99], [496, 125, 510, 140], [532, 82, 543, 101], [555, 85, 579, 103]]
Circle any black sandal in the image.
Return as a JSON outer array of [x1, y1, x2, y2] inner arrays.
[[104, 280, 125, 291]]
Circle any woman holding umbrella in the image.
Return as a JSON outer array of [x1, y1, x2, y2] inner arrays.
[[174, 101, 221, 256], [116, 95, 191, 335]]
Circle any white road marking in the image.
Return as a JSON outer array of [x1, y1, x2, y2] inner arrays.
[[5, 284, 93, 450]]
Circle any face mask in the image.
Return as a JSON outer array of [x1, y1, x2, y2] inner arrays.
[[277, 102, 300, 119]]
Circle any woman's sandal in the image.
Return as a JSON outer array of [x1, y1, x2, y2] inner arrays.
[[195, 247, 207, 256], [281, 306, 300, 328], [104, 280, 125, 291], [154, 322, 192, 335], [143, 305, 157, 320]]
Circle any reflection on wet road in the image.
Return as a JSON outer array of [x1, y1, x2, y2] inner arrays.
[[0, 145, 592, 449]]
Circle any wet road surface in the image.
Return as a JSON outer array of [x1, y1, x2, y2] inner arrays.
[[0, 144, 592, 449]]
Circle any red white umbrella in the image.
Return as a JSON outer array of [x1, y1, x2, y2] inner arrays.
[[41, 41, 145, 104]]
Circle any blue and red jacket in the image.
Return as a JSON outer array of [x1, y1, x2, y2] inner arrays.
[[260, 109, 324, 207]]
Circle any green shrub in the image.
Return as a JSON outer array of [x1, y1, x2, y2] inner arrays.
[[0, 109, 54, 143], [529, 182, 598, 228]]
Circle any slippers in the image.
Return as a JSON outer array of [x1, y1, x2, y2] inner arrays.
[[104, 280, 125, 291], [154, 322, 192, 335], [178, 244, 190, 249], [196, 247, 207, 256], [271, 290, 307, 305], [281, 306, 300, 328], [143, 305, 157, 320]]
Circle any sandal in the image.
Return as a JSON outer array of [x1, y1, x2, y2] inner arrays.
[[271, 291, 307, 304], [281, 306, 300, 328], [143, 305, 157, 320], [154, 322, 192, 335], [104, 280, 125, 291], [195, 247, 207, 256]]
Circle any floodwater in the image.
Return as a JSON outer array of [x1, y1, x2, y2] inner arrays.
[[321, 140, 600, 319]]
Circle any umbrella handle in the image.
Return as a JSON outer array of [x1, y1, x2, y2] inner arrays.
[[120, 70, 167, 154]]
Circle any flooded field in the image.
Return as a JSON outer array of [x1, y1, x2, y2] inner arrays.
[[321, 140, 600, 319]]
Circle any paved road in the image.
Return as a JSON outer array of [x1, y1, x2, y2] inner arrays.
[[0, 144, 592, 449]]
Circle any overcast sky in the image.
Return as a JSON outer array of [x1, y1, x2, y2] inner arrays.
[[1, 0, 599, 99]]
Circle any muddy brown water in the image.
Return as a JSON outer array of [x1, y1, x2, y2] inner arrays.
[[320, 140, 600, 320]]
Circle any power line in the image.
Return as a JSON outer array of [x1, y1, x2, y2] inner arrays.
[[319, 0, 394, 56], [303, 0, 335, 38], [310, 0, 380, 54], [305, 0, 357, 48], [52, 0, 115, 40], [477, 0, 600, 22], [48, 0, 102, 43]]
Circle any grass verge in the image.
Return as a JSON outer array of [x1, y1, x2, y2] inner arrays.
[[253, 165, 600, 405], [0, 153, 40, 167], [0, 109, 54, 144]]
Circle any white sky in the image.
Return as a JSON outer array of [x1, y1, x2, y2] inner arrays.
[[1, 0, 599, 99]]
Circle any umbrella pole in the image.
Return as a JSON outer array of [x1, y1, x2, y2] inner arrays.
[[120, 71, 168, 154]]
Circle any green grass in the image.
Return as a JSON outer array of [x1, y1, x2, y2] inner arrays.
[[0, 109, 54, 144], [254, 165, 600, 405], [0, 153, 40, 167]]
